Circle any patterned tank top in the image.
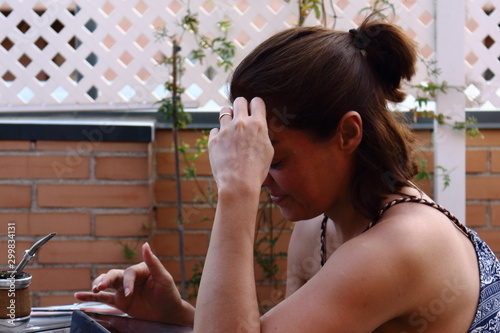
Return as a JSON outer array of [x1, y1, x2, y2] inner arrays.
[[319, 197, 500, 332]]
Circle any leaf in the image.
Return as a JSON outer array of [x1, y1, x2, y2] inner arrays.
[[184, 165, 196, 179], [415, 97, 429, 109], [217, 20, 231, 32], [414, 158, 431, 182], [313, 5, 321, 18], [436, 165, 452, 190], [123, 244, 136, 260], [191, 49, 206, 60], [453, 116, 484, 139]]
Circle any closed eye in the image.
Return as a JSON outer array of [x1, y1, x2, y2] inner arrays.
[[270, 161, 283, 169]]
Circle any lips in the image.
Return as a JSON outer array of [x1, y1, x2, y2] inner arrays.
[[269, 193, 287, 204]]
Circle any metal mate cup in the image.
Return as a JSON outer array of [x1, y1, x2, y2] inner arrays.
[[0, 271, 32, 332]]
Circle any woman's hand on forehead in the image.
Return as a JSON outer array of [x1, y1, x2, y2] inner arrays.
[[208, 97, 274, 194]]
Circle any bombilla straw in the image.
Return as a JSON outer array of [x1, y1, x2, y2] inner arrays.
[[13, 232, 57, 274]]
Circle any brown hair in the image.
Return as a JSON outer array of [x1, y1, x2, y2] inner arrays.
[[229, 16, 419, 221]]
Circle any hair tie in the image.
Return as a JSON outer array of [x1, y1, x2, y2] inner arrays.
[[349, 28, 367, 50]]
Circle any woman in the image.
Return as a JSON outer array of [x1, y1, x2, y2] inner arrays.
[[76, 16, 500, 332]]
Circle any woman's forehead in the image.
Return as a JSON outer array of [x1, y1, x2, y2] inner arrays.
[[268, 126, 308, 147]]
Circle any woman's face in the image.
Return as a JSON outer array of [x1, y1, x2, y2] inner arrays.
[[263, 126, 353, 222]]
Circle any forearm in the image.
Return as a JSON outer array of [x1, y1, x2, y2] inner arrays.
[[194, 187, 261, 332], [171, 300, 196, 326]]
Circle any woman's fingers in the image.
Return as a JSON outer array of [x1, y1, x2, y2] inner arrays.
[[232, 97, 248, 120], [233, 96, 265, 118], [218, 97, 265, 128], [219, 106, 233, 126], [87, 244, 158, 298], [92, 274, 106, 293], [74, 290, 117, 306], [122, 264, 144, 297], [142, 242, 167, 279], [92, 269, 124, 293], [249, 97, 266, 119], [122, 243, 164, 297]]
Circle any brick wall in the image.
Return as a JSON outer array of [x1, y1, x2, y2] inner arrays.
[[0, 139, 153, 306], [0, 125, 499, 309], [414, 129, 500, 231]]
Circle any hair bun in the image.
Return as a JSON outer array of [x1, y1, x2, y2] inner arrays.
[[356, 17, 417, 103]]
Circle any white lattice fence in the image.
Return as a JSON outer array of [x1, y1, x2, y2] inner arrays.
[[465, 0, 500, 110], [0, 0, 497, 111]]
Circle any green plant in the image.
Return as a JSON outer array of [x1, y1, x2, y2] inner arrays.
[[389, 21, 483, 191], [254, 194, 289, 282], [117, 222, 150, 261], [436, 165, 453, 190], [415, 157, 431, 183], [154, 3, 236, 298], [155, 15, 235, 128], [122, 243, 137, 260], [408, 59, 483, 190], [359, 0, 396, 20], [408, 58, 483, 139], [284, 0, 332, 27], [409, 60, 484, 191], [454, 116, 483, 139], [178, 131, 216, 205], [254, 195, 289, 313], [186, 261, 204, 300], [407, 58, 482, 189], [415, 158, 453, 191], [284, 0, 397, 28]]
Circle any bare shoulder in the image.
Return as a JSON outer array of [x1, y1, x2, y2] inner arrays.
[[373, 198, 473, 257], [367, 200, 479, 331], [263, 202, 479, 332], [263, 218, 421, 331]]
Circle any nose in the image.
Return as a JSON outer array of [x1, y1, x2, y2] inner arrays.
[[262, 171, 273, 187]]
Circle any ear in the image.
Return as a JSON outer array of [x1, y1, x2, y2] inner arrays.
[[335, 111, 362, 154]]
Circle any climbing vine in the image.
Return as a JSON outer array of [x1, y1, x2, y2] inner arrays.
[[154, 3, 235, 298]]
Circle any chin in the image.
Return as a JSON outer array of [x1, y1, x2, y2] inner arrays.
[[277, 206, 319, 223]]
